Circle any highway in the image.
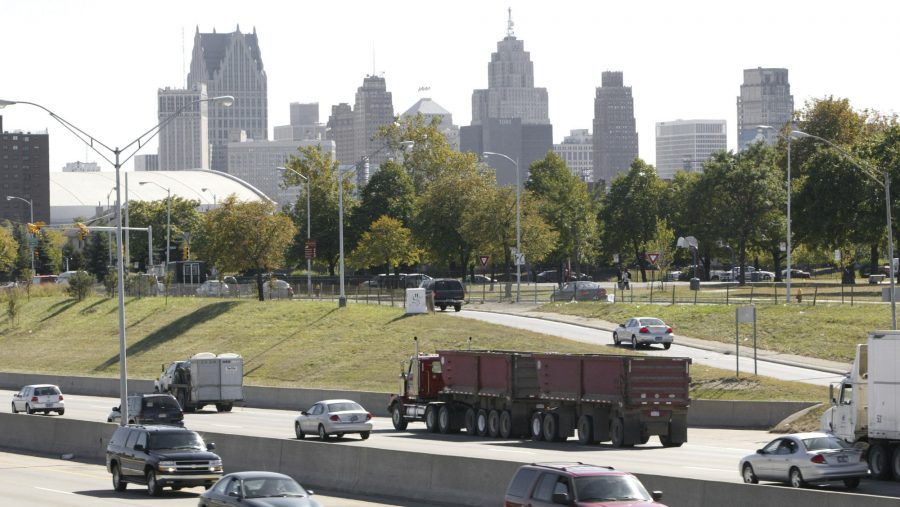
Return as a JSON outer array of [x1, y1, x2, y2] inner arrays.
[[452, 310, 847, 386], [0, 450, 430, 506]]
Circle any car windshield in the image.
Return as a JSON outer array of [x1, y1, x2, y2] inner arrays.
[[242, 477, 307, 498], [639, 318, 665, 326], [803, 436, 852, 451], [34, 386, 61, 396], [328, 402, 364, 412], [574, 475, 652, 502], [143, 396, 180, 411], [148, 432, 205, 451]]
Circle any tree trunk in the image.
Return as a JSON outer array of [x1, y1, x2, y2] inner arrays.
[[772, 247, 783, 282], [738, 241, 747, 286], [256, 273, 265, 302]]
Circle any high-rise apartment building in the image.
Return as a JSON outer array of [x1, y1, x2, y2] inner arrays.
[[592, 71, 639, 186], [460, 11, 552, 187], [655, 119, 727, 179], [134, 154, 159, 171], [290, 102, 319, 126], [157, 85, 209, 170], [401, 98, 459, 150], [62, 161, 100, 172], [186, 26, 268, 172], [553, 129, 593, 182], [737, 68, 793, 150], [0, 116, 50, 224]]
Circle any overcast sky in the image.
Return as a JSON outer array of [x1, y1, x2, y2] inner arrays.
[[2, 0, 897, 173]]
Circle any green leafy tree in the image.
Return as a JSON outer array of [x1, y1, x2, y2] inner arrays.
[[351, 161, 415, 252], [85, 229, 111, 280], [350, 216, 420, 275], [65, 271, 95, 301], [36, 229, 65, 275], [127, 198, 202, 269], [668, 170, 719, 278], [12, 224, 32, 279], [193, 196, 297, 300], [0, 226, 19, 277], [644, 218, 676, 284]]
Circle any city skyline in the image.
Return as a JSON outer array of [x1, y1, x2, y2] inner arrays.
[[2, 0, 897, 175]]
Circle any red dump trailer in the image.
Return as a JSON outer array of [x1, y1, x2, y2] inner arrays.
[[388, 340, 691, 447]]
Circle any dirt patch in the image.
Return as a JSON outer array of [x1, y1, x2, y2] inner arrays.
[[691, 377, 761, 398]]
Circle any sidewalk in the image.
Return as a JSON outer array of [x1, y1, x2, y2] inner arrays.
[[465, 301, 851, 375]]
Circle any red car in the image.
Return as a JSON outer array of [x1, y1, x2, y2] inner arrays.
[[504, 462, 666, 506]]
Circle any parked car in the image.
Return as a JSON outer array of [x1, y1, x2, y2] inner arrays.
[[294, 399, 372, 441], [402, 273, 432, 288], [536, 270, 591, 283], [108, 393, 184, 426], [196, 280, 229, 297], [11, 384, 64, 415], [31, 274, 58, 285], [199, 471, 321, 507], [421, 278, 466, 311], [504, 462, 666, 506], [613, 317, 674, 350], [362, 273, 407, 288], [55, 270, 79, 286], [664, 271, 683, 282], [106, 424, 222, 496], [550, 281, 608, 302], [738, 432, 867, 489], [464, 274, 496, 284], [262, 279, 294, 299], [782, 268, 811, 279]]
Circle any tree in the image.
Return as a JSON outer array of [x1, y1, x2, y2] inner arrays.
[[351, 161, 415, 252], [12, 224, 32, 279], [84, 230, 111, 280], [644, 218, 676, 284], [36, 229, 65, 275], [350, 216, 420, 276], [0, 226, 19, 277], [127, 198, 202, 269], [193, 196, 297, 301]]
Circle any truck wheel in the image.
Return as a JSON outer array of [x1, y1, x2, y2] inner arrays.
[[215, 403, 233, 412], [659, 433, 683, 447], [438, 405, 453, 434], [425, 405, 439, 433], [454, 304, 461, 312], [464, 408, 477, 435], [499, 411, 513, 439], [476, 409, 489, 436], [391, 404, 408, 431], [542, 413, 561, 442], [487, 410, 501, 437], [146, 469, 162, 496], [577, 415, 594, 445], [891, 446, 900, 481], [439, 304, 447, 311], [531, 412, 545, 441], [869, 443, 891, 479], [611, 418, 631, 448]]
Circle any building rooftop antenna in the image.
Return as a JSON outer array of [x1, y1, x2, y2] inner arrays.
[[507, 6, 515, 37]]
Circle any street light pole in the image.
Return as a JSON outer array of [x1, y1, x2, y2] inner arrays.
[[277, 167, 312, 298], [483, 152, 521, 302], [201, 187, 217, 208], [139, 181, 171, 273], [758, 125, 796, 303], [0, 95, 234, 424], [338, 164, 348, 308], [6, 195, 34, 272]]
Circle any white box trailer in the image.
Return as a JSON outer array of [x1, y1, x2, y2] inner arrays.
[[157, 352, 243, 412]]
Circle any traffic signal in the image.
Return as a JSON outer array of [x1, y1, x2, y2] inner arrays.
[[76, 222, 90, 240], [26, 221, 45, 235]]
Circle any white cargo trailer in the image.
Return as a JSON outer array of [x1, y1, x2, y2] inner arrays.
[[155, 352, 243, 412]]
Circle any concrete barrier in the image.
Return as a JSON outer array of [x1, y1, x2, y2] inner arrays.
[[0, 413, 896, 507], [689, 399, 818, 429]]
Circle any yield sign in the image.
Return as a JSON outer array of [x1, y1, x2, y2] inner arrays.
[[478, 255, 490, 267], [647, 252, 660, 265]]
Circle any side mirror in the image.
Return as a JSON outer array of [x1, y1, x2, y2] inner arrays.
[[227, 491, 241, 498], [112, 406, 120, 412], [651, 491, 663, 501], [756, 449, 764, 454], [300, 411, 308, 416], [307, 489, 315, 496], [134, 444, 145, 452], [206, 442, 216, 450], [551, 492, 571, 505]]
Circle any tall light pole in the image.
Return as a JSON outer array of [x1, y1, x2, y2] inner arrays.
[[483, 151, 521, 302], [139, 181, 171, 273], [0, 95, 234, 425], [792, 130, 896, 329], [277, 166, 312, 298], [201, 187, 217, 208], [7, 195, 34, 272]]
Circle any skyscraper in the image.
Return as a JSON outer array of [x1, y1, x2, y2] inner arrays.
[[592, 71, 639, 186], [401, 97, 459, 150], [0, 116, 50, 224], [460, 10, 552, 186], [274, 102, 326, 142], [737, 68, 793, 151], [157, 85, 209, 170], [553, 129, 593, 182], [655, 119, 727, 179]]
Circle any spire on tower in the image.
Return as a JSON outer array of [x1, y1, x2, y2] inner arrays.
[[507, 7, 515, 37]]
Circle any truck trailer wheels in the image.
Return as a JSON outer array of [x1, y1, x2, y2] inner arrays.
[[499, 411, 513, 439], [531, 413, 545, 441], [577, 415, 594, 445], [215, 403, 233, 412], [891, 446, 900, 481], [464, 408, 477, 434], [610, 418, 632, 448], [424, 405, 439, 433], [542, 413, 563, 442], [487, 410, 501, 437], [438, 405, 457, 434], [869, 443, 890, 479], [476, 409, 489, 436]]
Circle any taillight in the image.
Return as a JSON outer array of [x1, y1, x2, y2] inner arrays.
[[58, 395, 64, 400], [811, 454, 826, 464], [639, 327, 649, 333], [366, 412, 373, 421], [329, 415, 340, 422], [666, 327, 673, 334], [31, 396, 38, 402], [432, 291, 437, 298]]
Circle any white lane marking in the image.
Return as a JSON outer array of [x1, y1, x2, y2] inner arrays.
[[35, 487, 75, 495], [684, 466, 732, 472], [490, 448, 536, 455], [211, 423, 243, 428]]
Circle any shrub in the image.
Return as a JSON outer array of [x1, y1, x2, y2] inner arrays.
[[104, 272, 117, 298], [5, 287, 23, 325], [65, 271, 95, 301]]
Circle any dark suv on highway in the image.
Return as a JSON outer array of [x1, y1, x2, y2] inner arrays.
[[504, 462, 665, 506], [106, 425, 223, 496], [422, 278, 465, 312], [108, 393, 184, 426]]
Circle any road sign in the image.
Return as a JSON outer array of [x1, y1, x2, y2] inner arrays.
[[304, 239, 316, 260], [478, 255, 489, 267], [515, 253, 525, 266], [647, 252, 660, 265]]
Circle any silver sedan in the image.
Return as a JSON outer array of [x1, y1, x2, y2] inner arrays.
[[613, 317, 674, 350], [294, 399, 372, 441], [739, 432, 868, 489]]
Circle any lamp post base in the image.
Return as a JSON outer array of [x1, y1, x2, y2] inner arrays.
[[338, 296, 347, 308]]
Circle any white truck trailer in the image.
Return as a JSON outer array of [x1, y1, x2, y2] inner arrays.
[[821, 330, 900, 480], [155, 352, 244, 412]]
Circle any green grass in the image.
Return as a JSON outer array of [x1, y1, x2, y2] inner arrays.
[[539, 300, 888, 363], [0, 294, 824, 402]]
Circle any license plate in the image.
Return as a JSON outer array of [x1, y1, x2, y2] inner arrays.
[[655, 337, 662, 341], [351, 415, 358, 422], [651, 410, 660, 417], [838, 455, 848, 463]]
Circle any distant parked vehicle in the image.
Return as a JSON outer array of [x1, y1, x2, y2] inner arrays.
[[294, 399, 373, 441], [550, 281, 608, 302], [536, 270, 591, 283], [613, 317, 674, 350], [196, 280, 229, 297], [263, 279, 294, 299], [421, 278, 466, 311], [782, 268, 811, 279], [739, 432, 866, 489], [11, 384, 64, 415], [31, 275, 58, 285], [55, 271, 79, 286], [402, 273, 432, 288], [464, 274, 496, 284]]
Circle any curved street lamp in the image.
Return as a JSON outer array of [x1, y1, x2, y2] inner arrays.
[[277, 166, 311, 298], [6, 195, 35, 271], [138, 181, 171, 273], [0, 95, 234, 424], [483, 151, 521, 302]]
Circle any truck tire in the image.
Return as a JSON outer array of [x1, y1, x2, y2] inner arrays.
[[610, 418, 631, 448], [577, 415, 594, 445], [425, 405, 439, 433], [215, 403, 233, 412], [487, 410, 501, 437], [438, 405, 454, 434], [891, 446, 900, 481], [476, 409, 489, 436], [464, 407, 477, 435], [499, 410, 513, 439], [659, 432, 683, 447], [391, 404, 408, 431], [530, 412, 545, 441], [869, 443, 891, 479], [542, 413, 561, 442]]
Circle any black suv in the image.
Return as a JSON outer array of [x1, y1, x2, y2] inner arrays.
[[106, 425, 223, 496], [108, 393, 184, 426], [422, 278, 466, 312], [504, 462, 665, 506]]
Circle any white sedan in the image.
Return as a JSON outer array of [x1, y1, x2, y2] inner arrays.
[[294, 399, 372, 441], [613, 317, 674, 350], [12, 384, 65, 415], [196, 280, 229, 297]]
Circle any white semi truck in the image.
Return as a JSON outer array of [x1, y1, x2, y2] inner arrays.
[[821, 330, 900, 480], [155, 352, 244, 412]]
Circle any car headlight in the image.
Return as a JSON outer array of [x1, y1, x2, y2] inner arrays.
[[209, 459, 223, 471], [158, 460, 176, 472]]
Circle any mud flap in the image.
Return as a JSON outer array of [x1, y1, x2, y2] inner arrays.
[[669, 413, 688, 444], [592, 406, 611, 442], [623, 413, 642, 445]]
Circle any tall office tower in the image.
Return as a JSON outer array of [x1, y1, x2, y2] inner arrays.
[[401, 98, 460, 150], [737, 68, 793, 150], [274, 102, 327, 142], [0, 116, 50, 224], [326, 103, 355, 166], [134, 154, 159, 171], [290, 102, 319, 126], [460, 10, 552, 187], [187, 25, 268, 172], [157, 85, 209, 170], [655, 120, 727, 179], [592, 71, 639, 186], [553, 129, 593, 182], [62, 161, 100, 172]]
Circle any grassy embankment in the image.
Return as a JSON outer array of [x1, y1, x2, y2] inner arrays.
[[0, 293, 824, 402]]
